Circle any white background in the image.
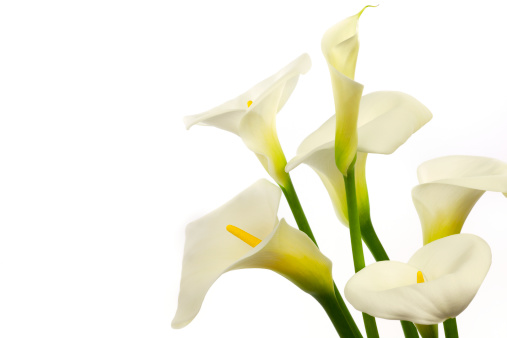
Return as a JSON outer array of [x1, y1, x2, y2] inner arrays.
[[1, 0, 507, 337]]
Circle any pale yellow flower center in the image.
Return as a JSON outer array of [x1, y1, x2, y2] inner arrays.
[[247, 100, 253, 108], [417, 271, 425, 284], [226, 224, 261, 247]]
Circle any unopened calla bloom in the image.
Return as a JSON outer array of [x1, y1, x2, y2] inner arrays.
[[321, 6, 368, 175], [412, 155, 507, 244], [183, 54, 311, 187], [345, 234, 491, 325], [172, 179, 334, 329], [286, 91, 432, 226]]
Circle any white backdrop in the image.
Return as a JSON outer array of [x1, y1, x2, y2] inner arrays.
[[1, 1, 507, 337]]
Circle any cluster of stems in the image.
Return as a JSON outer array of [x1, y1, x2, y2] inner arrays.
[[280, 157, 459, 338]]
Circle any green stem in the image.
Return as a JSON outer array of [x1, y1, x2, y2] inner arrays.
[[443, 318, 458, 338], [280, 175, 362, 338], [362, 313, 380, 338], [280, 176, 317, 245], [343, 158, 379, 338], [401, 321, 420, 338], [334, 283, 364, 338], [360, 217, 389, 261], [343, 158, 365, 272], [356, 155, 419, 337], [316, 292, 361, 338], [355, 153, 389, 262]]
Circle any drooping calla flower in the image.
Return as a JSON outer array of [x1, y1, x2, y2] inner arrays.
[[183, 54, 311, 187], [412, 155, 507, 244], [172, 179, 335, 329], [344, 234, 492, 325], [286, 91, 432, 226]]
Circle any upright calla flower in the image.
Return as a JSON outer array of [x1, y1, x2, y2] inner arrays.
[[286, 91, 432, 226], [183, 54, 311, 187], [344, 234, 491, 325], [288, 7, 432, 227], [172, 179, 335, 329], [321, 6, 366, 175], [412, 155, 507, 244]]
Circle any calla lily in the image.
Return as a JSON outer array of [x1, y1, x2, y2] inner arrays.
[[172, 179, 334, 329], [286, 91, 432, 227], [183, 54, 311, 187], [321, 6, 366, 175], [412, 155, 507, 244], [344, 233, 492, 325], [288, 6, 432, 227]]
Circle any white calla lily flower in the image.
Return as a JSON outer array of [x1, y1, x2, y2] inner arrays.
[[321, 7, 366, 175], [412, 155, 507, 244], [172, 179, 334, 329], [286, 91, 432, 226], [183, 54, 311, 187], [345, 234, 491, 325]]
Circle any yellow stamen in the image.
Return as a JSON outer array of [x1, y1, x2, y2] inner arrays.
[[417, 271, 425, 284], [226, 224, 261, 247], [247, 100, 253, 107]]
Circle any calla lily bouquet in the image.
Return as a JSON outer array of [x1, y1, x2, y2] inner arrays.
[[173, 7, 506, 338]]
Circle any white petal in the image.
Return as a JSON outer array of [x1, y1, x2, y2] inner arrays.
[[417, 155, 507, 190], [356, 91, 432, 154], [345, 234, 491, 324], [171, 179, 281, 329], [183, 54, 311, 135], [227, 219, 335, 296], [408, 234, 492, 321], [413, 156, 507, 243]]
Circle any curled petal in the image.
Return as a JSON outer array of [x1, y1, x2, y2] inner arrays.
[[322, 8, 366, 175], [413, 156, 507, 244], [172, 180, 281, 329], [345, 234, 491, 324]]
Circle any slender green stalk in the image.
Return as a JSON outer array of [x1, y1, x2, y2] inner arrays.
[[360, 216, 389, 261], [362, 313, 380, 338], [356, 155, 419, 336], [280, 176, 317, 245], [343, 158, 365, 272], [443, 318, 458, 338], [333, 283, 364, 338], [316, 292, 362, 338], [280, 175, 362, 338], [401, 321, 420, 338], [343, 158, 379, 338]]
